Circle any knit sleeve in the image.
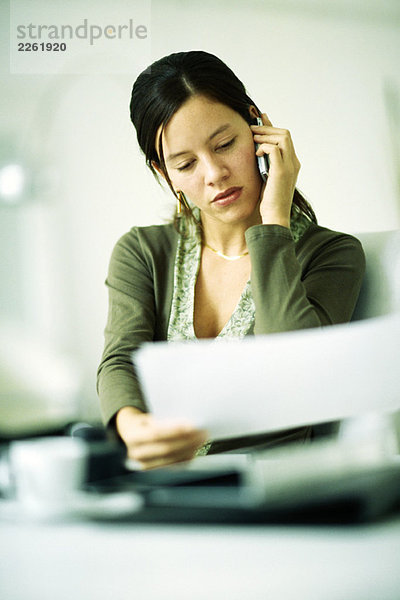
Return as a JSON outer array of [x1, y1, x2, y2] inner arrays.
[[245, 223, 366, 335], [97, 228, 155, 426]]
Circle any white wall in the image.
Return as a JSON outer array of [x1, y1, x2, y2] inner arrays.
[[1, 0, 399, 421]]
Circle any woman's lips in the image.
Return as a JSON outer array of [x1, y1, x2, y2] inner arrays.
[[212, 187, 243, 207]]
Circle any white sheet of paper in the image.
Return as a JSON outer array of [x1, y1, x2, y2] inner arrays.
[[134, 314, 400, 440]]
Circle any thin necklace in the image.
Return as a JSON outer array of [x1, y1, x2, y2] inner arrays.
[[204, 243, 249, 261]]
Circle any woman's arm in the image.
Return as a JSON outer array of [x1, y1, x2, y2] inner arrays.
[[248, 114, 365, 333], [245, 223, 365, 334], [97, 227, 207, 468], [97, 228, 155, 424]]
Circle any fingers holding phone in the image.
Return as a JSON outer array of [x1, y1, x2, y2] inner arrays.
[[251, 112, 301, 227], [254, 117, 269, 181]]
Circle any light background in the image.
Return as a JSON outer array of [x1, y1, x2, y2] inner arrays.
[[0, 0, 399, 422]]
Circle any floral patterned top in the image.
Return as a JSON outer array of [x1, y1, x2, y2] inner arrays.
[[167, 207, 311, 343]]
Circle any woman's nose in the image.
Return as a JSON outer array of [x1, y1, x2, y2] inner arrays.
[[202, 156, 229, 186]]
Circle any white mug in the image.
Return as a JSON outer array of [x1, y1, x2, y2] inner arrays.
[[9, 437, 88, 519]]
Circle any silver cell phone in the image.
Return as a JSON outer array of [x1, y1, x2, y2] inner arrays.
[[255, 117, 269, 181]]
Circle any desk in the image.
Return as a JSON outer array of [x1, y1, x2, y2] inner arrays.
[[1, 516, 400, 600]]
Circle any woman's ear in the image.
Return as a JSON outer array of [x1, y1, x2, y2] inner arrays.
[[151, 160, 166, 181], [248, 105, 259, 122]]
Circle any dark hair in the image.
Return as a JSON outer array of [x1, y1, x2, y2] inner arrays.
[[129, 50, 316, 224]]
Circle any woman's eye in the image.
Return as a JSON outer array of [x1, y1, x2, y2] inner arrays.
[[175, 138, 236, 171], [217, 137, 235, 151], [177, 161, 194, 172]]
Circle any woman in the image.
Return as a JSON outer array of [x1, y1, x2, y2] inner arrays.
[[97, 50, 365, 469]]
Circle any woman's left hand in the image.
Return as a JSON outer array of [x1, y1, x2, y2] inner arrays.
[[251, 113, 301, 228]]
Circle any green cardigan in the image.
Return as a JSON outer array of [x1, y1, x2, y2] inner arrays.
[[97, 221, 365, 451]]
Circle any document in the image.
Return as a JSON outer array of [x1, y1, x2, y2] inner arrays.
[[134, 313, 400, 440]]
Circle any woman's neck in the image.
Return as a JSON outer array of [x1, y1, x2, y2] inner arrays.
[[200, 211, 262, 256]]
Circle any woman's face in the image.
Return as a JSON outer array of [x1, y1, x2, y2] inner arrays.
[[158, 95, 263, 227]]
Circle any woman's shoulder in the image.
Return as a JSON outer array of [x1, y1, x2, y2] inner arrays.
[[300, 222, 364, 247], [113, 221, 178, 257], [298, 222, 366, 266]]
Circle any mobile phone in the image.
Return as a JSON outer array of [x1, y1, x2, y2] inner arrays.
[[255, 117, 269, 181]]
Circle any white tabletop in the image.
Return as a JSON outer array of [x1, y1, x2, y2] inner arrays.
[[1, 515, 400, 600]]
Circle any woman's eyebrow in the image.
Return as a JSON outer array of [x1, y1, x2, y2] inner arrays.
[[165, 123, 232, 163]]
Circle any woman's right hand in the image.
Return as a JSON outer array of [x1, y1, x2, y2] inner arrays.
[[115, 406, 208, 470]]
